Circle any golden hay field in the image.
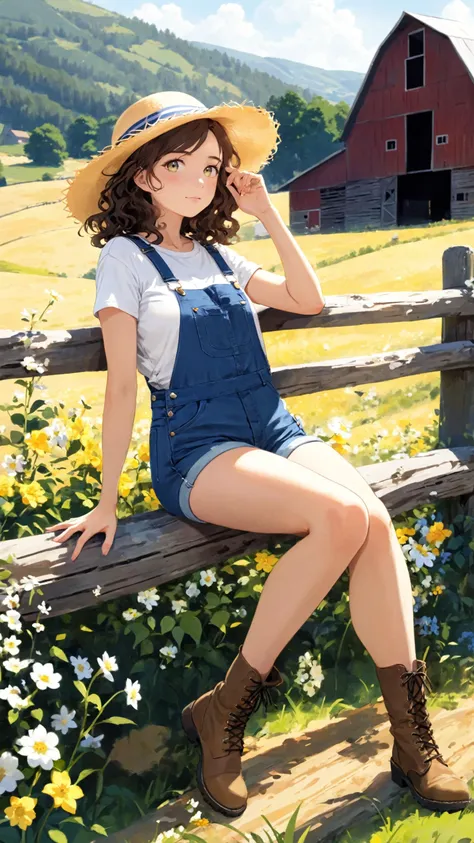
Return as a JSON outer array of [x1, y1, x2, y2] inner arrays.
[[2, 167, 474, 461]]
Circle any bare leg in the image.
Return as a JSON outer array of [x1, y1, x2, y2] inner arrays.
[[188, 445, 370, 679], [285, 442, 418, 672]]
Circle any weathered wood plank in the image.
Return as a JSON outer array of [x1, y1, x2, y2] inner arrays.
[[4, 446, 474, 620], [440, 245, 474, 526], [3, 289, 474, 383], [100, 696, 474, 843]]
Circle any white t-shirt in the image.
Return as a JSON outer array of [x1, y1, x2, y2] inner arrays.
[[93, 235, 267, 389]]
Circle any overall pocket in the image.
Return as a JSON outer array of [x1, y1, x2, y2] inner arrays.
[[168, 399, 206, 435], [193, 303, 252, 357]]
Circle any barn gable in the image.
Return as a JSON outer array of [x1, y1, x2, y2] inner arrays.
[[341, 10, 474, 142]]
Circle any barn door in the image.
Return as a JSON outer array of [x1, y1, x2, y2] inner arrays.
[[381, 176, 397, 227]]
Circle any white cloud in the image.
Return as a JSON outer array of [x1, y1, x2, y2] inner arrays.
[[130, 0, 374, 72], [441, 0, 474, 22]]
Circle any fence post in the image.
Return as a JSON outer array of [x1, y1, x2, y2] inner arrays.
[[440, 245, 474, 528]]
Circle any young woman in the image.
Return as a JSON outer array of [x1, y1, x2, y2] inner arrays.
[[48, 91, 470, 819]]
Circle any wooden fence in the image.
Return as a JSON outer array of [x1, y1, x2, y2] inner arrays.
[[1, 244, 474, 622]]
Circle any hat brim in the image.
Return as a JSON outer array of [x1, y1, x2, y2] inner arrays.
[[62, 101, 280, 225]]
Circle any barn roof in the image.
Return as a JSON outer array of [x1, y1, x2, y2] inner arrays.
[[340, 10, 474, 142], [275, 147, 345, 192]]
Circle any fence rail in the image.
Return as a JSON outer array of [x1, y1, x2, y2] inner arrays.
[[2, 244, 474, 619]]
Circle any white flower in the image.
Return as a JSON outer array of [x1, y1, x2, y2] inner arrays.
[[0, 685, 30, 710], [69, 655, 93, 680], [2, 635, 22, 656], [51, 705, 78, 735], [19, 576, 41, 592], [159, 645, 178, 659], [0, 610, 22, 632], [200, 569, 216, 587], [32, 622, 45, 633], [30, 662, 62, 690], [44, 418, 68, 449], [185, 581, 200, 598], [97, 651, 118, 682], [171, 599, 187, 615], [3, 657, 33, 674], [38, 601, 51, 615], [80, 732, 104, 749], [0, 751, 24, 795], [44, 289, 63, 302], [93, 585, 102, 597], [21, 356, 48, 374], [16, 724, 60, 770], [33, 382, 47, 391], [125, 678, 141, 710], [122, 608, 143, 621], [1, 454, 26, 476], [2, 593, 20, 610], [137, 588, 159, 611]]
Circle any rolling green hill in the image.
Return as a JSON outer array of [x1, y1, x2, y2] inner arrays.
[[191, 41, 363, 105], [0, 0, 310, 138]]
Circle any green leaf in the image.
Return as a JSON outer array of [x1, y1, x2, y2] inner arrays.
[[160, 615, 175, 634], [50, 645, 69, 663], [60, 816, 86, 826], [209, 610, 229, 630], [73, 680, 87, 698], [48, 830, 68, 843], [88, 694, 102, 710], [75, 768, 99, 785], [8, 709, 19, 724], [101, 716, 136, 725], [11, 412, 25, 426], [10, 429, 23, 444], [90, 824, 108, 836], [31, 708, 43, 721], [179, 612, 202, 644]]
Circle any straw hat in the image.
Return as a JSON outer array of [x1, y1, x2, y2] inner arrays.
[[63, 90, 280, 225]]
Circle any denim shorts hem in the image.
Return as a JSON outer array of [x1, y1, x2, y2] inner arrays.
[[178, 440, 254, 522], [274, 434, 325, 458]]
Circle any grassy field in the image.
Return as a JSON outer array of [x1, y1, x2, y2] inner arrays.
[[2, 164, 474, 464]]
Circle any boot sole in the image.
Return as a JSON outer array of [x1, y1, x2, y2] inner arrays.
[[181, 702, 247, 818], [390, 758, 472, 813]]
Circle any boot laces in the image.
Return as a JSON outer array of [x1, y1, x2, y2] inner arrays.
[[223, 676, 277, 755], [401, 665, 446, 766]]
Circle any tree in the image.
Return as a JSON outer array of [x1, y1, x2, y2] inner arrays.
[[24, 124, 68, 167], [66, 115, 99, 158]]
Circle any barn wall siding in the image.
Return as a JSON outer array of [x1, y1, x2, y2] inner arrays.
[[452, 168, 474, 219], [345, 179, 383, 230]]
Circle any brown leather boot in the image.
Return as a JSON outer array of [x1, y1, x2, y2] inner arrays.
[[181, 644, 283, 817], [375, 659, 471, 813]]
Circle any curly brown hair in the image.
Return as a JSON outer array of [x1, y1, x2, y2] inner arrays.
[[80, 118, 243, 249]]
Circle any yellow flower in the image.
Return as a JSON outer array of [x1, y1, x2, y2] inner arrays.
[[42, 769, 84, 814], [74, 438, 102, 470], [143, 489, 159, 508], [255, 550, 278, 573], [432, 585, 445, 595], [5, 795, 37, 830], [0, 474, 16, 498], [17, 480, 48, 508], [118, 473, 135, 498], [138, 441, 150, 463], [395, 526, 416, 545], [125, 456, 139, 471], [426, 521, 452, 545], [68, 417, 90, 440], [26, 429, 50, 455]]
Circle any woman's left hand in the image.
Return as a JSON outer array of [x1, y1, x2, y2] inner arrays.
[[225, 165, 273, 219]]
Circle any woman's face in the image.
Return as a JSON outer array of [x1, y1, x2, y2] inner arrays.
[[134, 128, 223, 216]]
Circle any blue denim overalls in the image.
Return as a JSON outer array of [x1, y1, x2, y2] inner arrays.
[[125, 235, 323, 524]]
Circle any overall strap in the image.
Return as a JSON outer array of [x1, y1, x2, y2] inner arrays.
[[124, 234, 179, 283], [202, 242, 235, 277]]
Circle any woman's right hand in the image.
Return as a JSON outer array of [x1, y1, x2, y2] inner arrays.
[[44, 503, 117, 561]]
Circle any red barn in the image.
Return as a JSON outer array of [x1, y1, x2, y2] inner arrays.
[[277, 11, 474, 233]]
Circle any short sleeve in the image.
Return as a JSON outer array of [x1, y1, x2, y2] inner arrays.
[[215, 244, 261, 290], [93, 253, 140, 319]]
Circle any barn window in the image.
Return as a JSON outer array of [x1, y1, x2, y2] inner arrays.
[[408, 29, 424, 57], [406, 56, 424, 89], [386, 139, 397, 151], [456, 192, 469, 201], [436, 134, 448, 145], [406, 29, 425, 90]]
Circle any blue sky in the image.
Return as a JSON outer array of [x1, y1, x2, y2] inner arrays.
[[87, 0, 474, 72]]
